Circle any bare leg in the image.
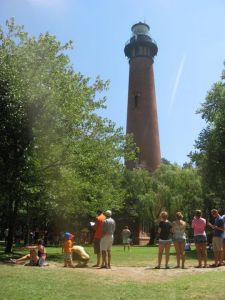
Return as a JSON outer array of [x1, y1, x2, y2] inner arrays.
[[165, 243, 171, 268], [157, 244, 164, 267], [214, 250, 219, 266], [174, 242, 180, 267], [101, 250, 107, 267], [201, 244, 207, 267], [107, 250, 111, 268], [180, 243, 186, 268], [15, 254, 31, 264], [219, 250, 223, 265], [195, 244, 202, 267], [96, 253, 101, 266], [223, 243, 225, 264]]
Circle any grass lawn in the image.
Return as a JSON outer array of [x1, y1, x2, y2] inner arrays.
[[0, 244, 224, 299]]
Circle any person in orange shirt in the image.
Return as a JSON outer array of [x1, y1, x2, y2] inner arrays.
[[92, 210, 106, 267], [62, 232, 75, 267]]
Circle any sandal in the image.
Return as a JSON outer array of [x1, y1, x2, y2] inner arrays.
[[209, 264, 218, 268], [100, 265, 107, 269], [165, 266, 170, 269]]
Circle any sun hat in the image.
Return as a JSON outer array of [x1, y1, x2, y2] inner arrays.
[[104, 210, 112, 217]]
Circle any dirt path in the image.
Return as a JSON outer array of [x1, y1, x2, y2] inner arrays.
[[48, 263, 225, 283], [2, 261, 225, 283]]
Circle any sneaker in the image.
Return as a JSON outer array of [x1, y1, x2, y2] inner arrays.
[[10, 259, 17, 264]]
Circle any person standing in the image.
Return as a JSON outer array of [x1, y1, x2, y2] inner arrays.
[[192, 210, 207, 268], [208, 209, 224, 267], [222, 214, 225, 265], [172, 212, 186, 269], [121, 226, 131, 251], [4, 228, 9, 245], [155, 211, 172, 269], [62, 232, 75, 268], [92, 210, 106, 267], [100, 210, 116, 269]]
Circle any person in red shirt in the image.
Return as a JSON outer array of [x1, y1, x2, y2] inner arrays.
[[92, 210, 106, 267]]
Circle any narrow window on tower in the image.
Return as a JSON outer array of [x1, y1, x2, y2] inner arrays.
[[135, 46, 140, 56], [134, 93, 140, 108]]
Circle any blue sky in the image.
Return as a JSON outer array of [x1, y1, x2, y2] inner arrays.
[[1, 0, 225, 165]]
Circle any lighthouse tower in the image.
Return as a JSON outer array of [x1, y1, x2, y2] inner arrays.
[[124, 22, 161, 172]]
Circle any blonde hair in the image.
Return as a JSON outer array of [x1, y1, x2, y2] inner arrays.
[[195, 210, 202, 218], [176, 212, 183, 220], [175, 212, 186, 226], [160, 211, 168, 220]]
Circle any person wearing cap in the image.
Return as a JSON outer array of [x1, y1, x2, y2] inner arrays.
[[62, 232, 75, 267], [208, 209, 224, 267], [92, 210, 106, 267], [100, 210, 116, 269]]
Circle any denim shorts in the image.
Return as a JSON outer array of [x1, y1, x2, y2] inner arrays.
[[194, 235, 207, 244], [159, 239, 172, 245]]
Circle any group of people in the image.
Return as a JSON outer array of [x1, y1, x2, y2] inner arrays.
[[10, 239, 47, 266], [9, 208, 225, 270], [155, 209, 225, 269], [62, 232, 90, 268], [92, 210, 116, 269]]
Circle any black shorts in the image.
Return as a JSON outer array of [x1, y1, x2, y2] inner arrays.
[[93, 239, 101, 254]]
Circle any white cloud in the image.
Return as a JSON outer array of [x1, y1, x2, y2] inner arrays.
[[168, 54, 186, 115]]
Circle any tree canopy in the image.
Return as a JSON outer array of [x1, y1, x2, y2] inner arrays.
[[190, 61, 225, 211], [0, 19, 134, 252]]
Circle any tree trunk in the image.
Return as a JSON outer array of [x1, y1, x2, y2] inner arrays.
[[5, 199, 19, 253], [149, 225, 156, 245]]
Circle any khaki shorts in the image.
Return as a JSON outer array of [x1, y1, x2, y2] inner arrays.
[[212, 236, 223, 251], [100, 234, 114, 251]]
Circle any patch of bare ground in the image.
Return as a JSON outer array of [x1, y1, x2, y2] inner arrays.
[[47, 263, 225, 283]]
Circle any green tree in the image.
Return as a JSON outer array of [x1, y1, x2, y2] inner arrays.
[[0, 19, 134, 252], [190, 62, 225, 212], [122, 164, 203, 244]]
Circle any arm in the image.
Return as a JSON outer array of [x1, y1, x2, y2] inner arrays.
[[171, 222, 176, 234], [26, 245, 38, 250]]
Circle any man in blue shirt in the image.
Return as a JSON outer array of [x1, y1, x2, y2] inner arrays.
[[208, 209, 224, 267]]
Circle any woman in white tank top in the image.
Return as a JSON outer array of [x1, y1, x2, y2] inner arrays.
[[172, 212, 186, 268]]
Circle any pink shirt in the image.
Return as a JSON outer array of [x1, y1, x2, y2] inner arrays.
[[192, 217, 206, 236]]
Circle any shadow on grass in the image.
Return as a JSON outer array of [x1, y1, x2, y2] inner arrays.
[[169, 248, 214, 260]]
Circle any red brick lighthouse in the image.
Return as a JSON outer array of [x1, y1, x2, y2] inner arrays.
[[125, 22, 161, 172]]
